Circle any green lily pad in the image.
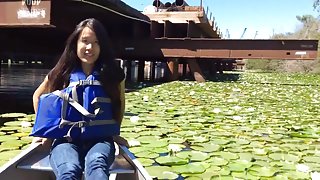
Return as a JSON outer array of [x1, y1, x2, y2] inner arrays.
[[155, 155, 188, 166], [20, 136, 33, 143], [210, 139, 231, 145], [134, 151, 159, 159], [248, 166, 278, 177], [176, 151, 210, 162], [211, 175, 234, 180], [129, 146, 149, 154], [185, 177, 202, 180], [0, 113, 27, 118], [281, 171, 310, 179], [0, 136, 18, 142], [187, 136, 209, 143], [253, 148, 269, 155], [143, 140, 168, 148], [0, 127, 18, 132], [136, 158, 155, 167], [0, 145, 20, 152], [145, 166, 177, 179], [217, 152, 239, 160], [12, 132, 30, 138], [164, 137, 185, 144], [4, 121, 22, 127], [151, 147, 170, 154], [190, 143, 221, 152], [0, 150, 22, 160], [172, 163, 206, 174], [1, 141, 25, 148], [228, 160, 253, 172], [120, 132, 140, 138], [238, 152, 254, 161], [302, 155, 320, 163], [269, 153, 300, 162], [136, 136, 160, 144], [206, 157, 229, 166], [231, 172, 260, 179]]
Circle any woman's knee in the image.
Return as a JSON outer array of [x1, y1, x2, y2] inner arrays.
[[53, 162, 82, 179]]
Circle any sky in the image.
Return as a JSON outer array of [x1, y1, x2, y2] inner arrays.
[[121, 0, 318, 39]]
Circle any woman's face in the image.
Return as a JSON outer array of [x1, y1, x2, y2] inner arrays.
[[77, 26, 100, 67]]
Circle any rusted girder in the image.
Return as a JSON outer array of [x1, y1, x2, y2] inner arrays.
[[115, 38, 318, 60], [0, 0, 51, 26]]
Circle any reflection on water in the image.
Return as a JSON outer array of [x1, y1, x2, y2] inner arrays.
[[0, 61, 167, 113], [0, 64, 50, 113]]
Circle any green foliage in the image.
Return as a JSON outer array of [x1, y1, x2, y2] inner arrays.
[[247, 12, 320, 72], [245, 59, 283, 72], [314, 0, 320, 11]]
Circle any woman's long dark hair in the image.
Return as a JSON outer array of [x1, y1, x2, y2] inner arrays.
[[47, 18, 125, 123]]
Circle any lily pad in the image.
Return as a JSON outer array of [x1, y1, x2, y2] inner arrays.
[[134, 151, 159, 159], [228, 160, 253, 172], [302, 155, 320, 163], [155, 155, 188, 166], [143, 140, 168, 148], [0, 113, 27, 118], [136, 158, 155, 167], [190, 143, 221, 152], [145, 166, 178, 179], [176, 151, 210, 162], [0, 136, 18, 142], [269, 153, 300, 162], [248, 166, 278, 177], [136, 136, 160, 144], [206, 157, 229, 166], [172, 163, 206, 174]]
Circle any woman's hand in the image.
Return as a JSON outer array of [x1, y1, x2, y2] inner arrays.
[[113, 135, 129, 147], [32, 137, 52, 148]]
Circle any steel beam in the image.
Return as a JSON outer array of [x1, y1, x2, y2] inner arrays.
[[115, 38, 318, 60], [0, 0, 51, 26]]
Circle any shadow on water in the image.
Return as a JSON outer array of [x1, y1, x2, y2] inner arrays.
[[0, 63, 241, 114], [206, 72, 241, 82], [0, 64, 49, 114]]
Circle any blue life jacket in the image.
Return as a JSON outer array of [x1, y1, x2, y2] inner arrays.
[[30, 68, 120, 140]]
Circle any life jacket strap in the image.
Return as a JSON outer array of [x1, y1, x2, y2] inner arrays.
[[60, 119, 117, 141], [69, 80, 102, 103], [52, 90, 96, 118], [91, 97, 111, 115], [61, 119, 117, 128], [91, 97, 111, 104], [68, 80, 102, 87]]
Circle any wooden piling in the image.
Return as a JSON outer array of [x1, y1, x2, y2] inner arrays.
[[167, 59, 179, 81], [187, 59, 205, 82], [138, 60, 145, 82]]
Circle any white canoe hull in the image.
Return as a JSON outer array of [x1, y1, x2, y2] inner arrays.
[[0, 143, 151, 180]]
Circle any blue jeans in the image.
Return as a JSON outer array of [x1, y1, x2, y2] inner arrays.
[[49, 137, 115, 180]]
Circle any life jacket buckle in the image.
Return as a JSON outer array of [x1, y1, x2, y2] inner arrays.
[[77, 121, 88, 128], [79, 80, 94, 86]]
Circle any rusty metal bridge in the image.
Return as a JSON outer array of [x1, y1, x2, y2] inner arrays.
[[0, 0, 318, 82]]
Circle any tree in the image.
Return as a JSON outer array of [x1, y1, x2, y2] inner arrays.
[[295, 15, 320, 39], [314, 0, 320, 11]]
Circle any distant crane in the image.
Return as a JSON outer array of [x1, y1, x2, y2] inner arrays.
[[240, 28, 247, 39], [254, 31, 258, 39], [225, 29, 230, 39]]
